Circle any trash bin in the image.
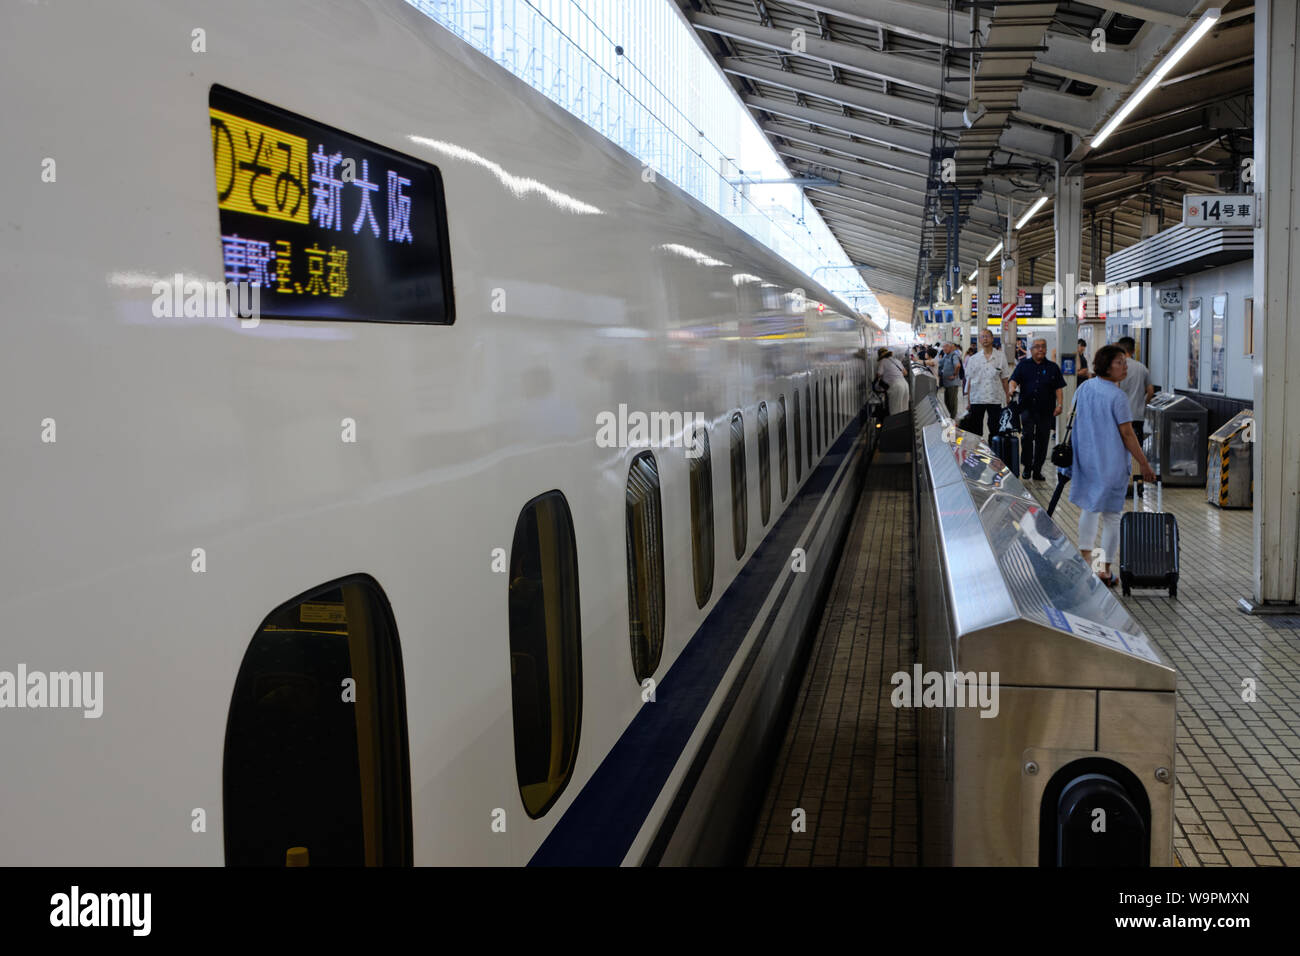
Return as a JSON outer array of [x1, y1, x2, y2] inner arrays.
[[1144, 393, 1209, 486], [1206, 410, 1253, 509]]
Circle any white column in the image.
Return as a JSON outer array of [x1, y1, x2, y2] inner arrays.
[[1245, 0, 1300, 611], [1055, 172, 1083, 431]]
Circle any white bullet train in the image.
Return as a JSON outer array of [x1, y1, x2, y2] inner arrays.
[[0, 0, 883, 865]]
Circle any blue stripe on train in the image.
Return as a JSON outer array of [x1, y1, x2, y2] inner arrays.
[[528, 416, 866, 866]]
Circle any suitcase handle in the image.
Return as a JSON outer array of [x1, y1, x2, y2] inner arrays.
[[1134, 475, 1164, 512]]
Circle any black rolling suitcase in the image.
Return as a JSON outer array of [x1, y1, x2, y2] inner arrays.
[[989, 430, 1019, 476], [1119, 479, 1179, 597]]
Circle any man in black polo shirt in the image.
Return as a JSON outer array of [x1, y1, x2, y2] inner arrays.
[[1008, 337, 1066, 481]]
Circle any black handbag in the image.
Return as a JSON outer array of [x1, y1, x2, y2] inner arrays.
[[997, 399, 1021, 435], [1050, 407, 1075, 468]]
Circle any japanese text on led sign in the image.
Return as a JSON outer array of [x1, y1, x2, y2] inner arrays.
[[208, 85, 453, 324]]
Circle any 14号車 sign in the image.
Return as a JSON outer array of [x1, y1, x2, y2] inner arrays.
[[1182, 194, 1258, 229]]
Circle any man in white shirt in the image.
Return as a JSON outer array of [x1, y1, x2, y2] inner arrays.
[[964, 328, 1010, 436], [1117, 335, 1154, 491]]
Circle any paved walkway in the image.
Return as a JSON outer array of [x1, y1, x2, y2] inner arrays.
[[746, 462, 917, 866], [747, 444, 1300, 868]]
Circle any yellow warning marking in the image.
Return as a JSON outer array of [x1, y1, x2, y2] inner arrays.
[[300, 602, 348, 625], [210, 108, 309, 224], [262, 625, 348, 636]]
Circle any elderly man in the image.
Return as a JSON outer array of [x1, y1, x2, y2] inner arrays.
[[1008, 337, 1066, 481], [965, 328, 1010, 436], [935, 340, 963, 418]]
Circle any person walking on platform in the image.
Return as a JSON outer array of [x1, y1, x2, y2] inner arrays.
[[1075, 338, 1091, 384], [964, 328, 1010, 436], [962, 345, 976, 407], [876, 347, 910, 416], [1008, 337, 1065, 481], [1069, 344, 1157, 586], [936, 340, 963, 418], [1116, 335, 1154, 495]]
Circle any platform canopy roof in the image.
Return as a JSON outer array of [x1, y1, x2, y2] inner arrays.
[[674, 0, 1255, 320]]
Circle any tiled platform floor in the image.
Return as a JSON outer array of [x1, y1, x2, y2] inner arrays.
[[746, 462, 917, 866], [747, 441, 1300, 868], [1026, 464, 1300, 867]]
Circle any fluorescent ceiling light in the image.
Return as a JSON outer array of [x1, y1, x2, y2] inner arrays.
[[1091, 8, 1221, 148], [985, 242, 1003, 262], [969, 269, 978, 281], [1015, 196, 1049, 230]]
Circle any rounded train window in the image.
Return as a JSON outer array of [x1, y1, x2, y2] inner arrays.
[[508, 491, 583, 818], [689, 426, 715, 609], [757, 401, 771, 526], [224, 575, 412, 866], [814, 381, 822, 455], [730, 412, 748, 559], [626, 453, 666, 683], [792, 390, 803, 482], [776, 395, 789, 501], [805, 386, 813, 464]]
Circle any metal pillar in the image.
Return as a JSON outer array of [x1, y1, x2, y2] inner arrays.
[[1243, 0, 1300, 612], [1001, 225, 1018, 367], [960, 281, 973, 347], [1055, 172, 1083, 432], [977, 264, 991, 336], [949, 188, 962, 302]]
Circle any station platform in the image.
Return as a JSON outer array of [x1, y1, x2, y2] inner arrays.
[[748, 450, 1300, 868], [1026, 466, 1300, 868], [746, 461, 918, 866]]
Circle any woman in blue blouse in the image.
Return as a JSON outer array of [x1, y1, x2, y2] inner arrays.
[[1069, 345, 1156, 586]]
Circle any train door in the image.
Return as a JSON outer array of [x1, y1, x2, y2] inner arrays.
[[223, 576, 412, 866]]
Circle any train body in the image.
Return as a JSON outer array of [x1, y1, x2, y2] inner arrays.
[[0, 0, 878, 864]]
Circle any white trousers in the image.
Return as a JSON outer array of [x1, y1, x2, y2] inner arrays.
[[1077, 509, 1121, 567]]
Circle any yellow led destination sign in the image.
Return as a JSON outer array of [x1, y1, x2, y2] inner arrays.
[[210, 108, 310, 224], [207, 85, 454, 324]]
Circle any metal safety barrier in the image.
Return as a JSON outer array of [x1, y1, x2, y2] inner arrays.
[[911, 393, 1177, 866]]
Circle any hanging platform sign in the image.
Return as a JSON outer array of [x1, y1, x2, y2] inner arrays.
[[1182, 194, 1259, 229]]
